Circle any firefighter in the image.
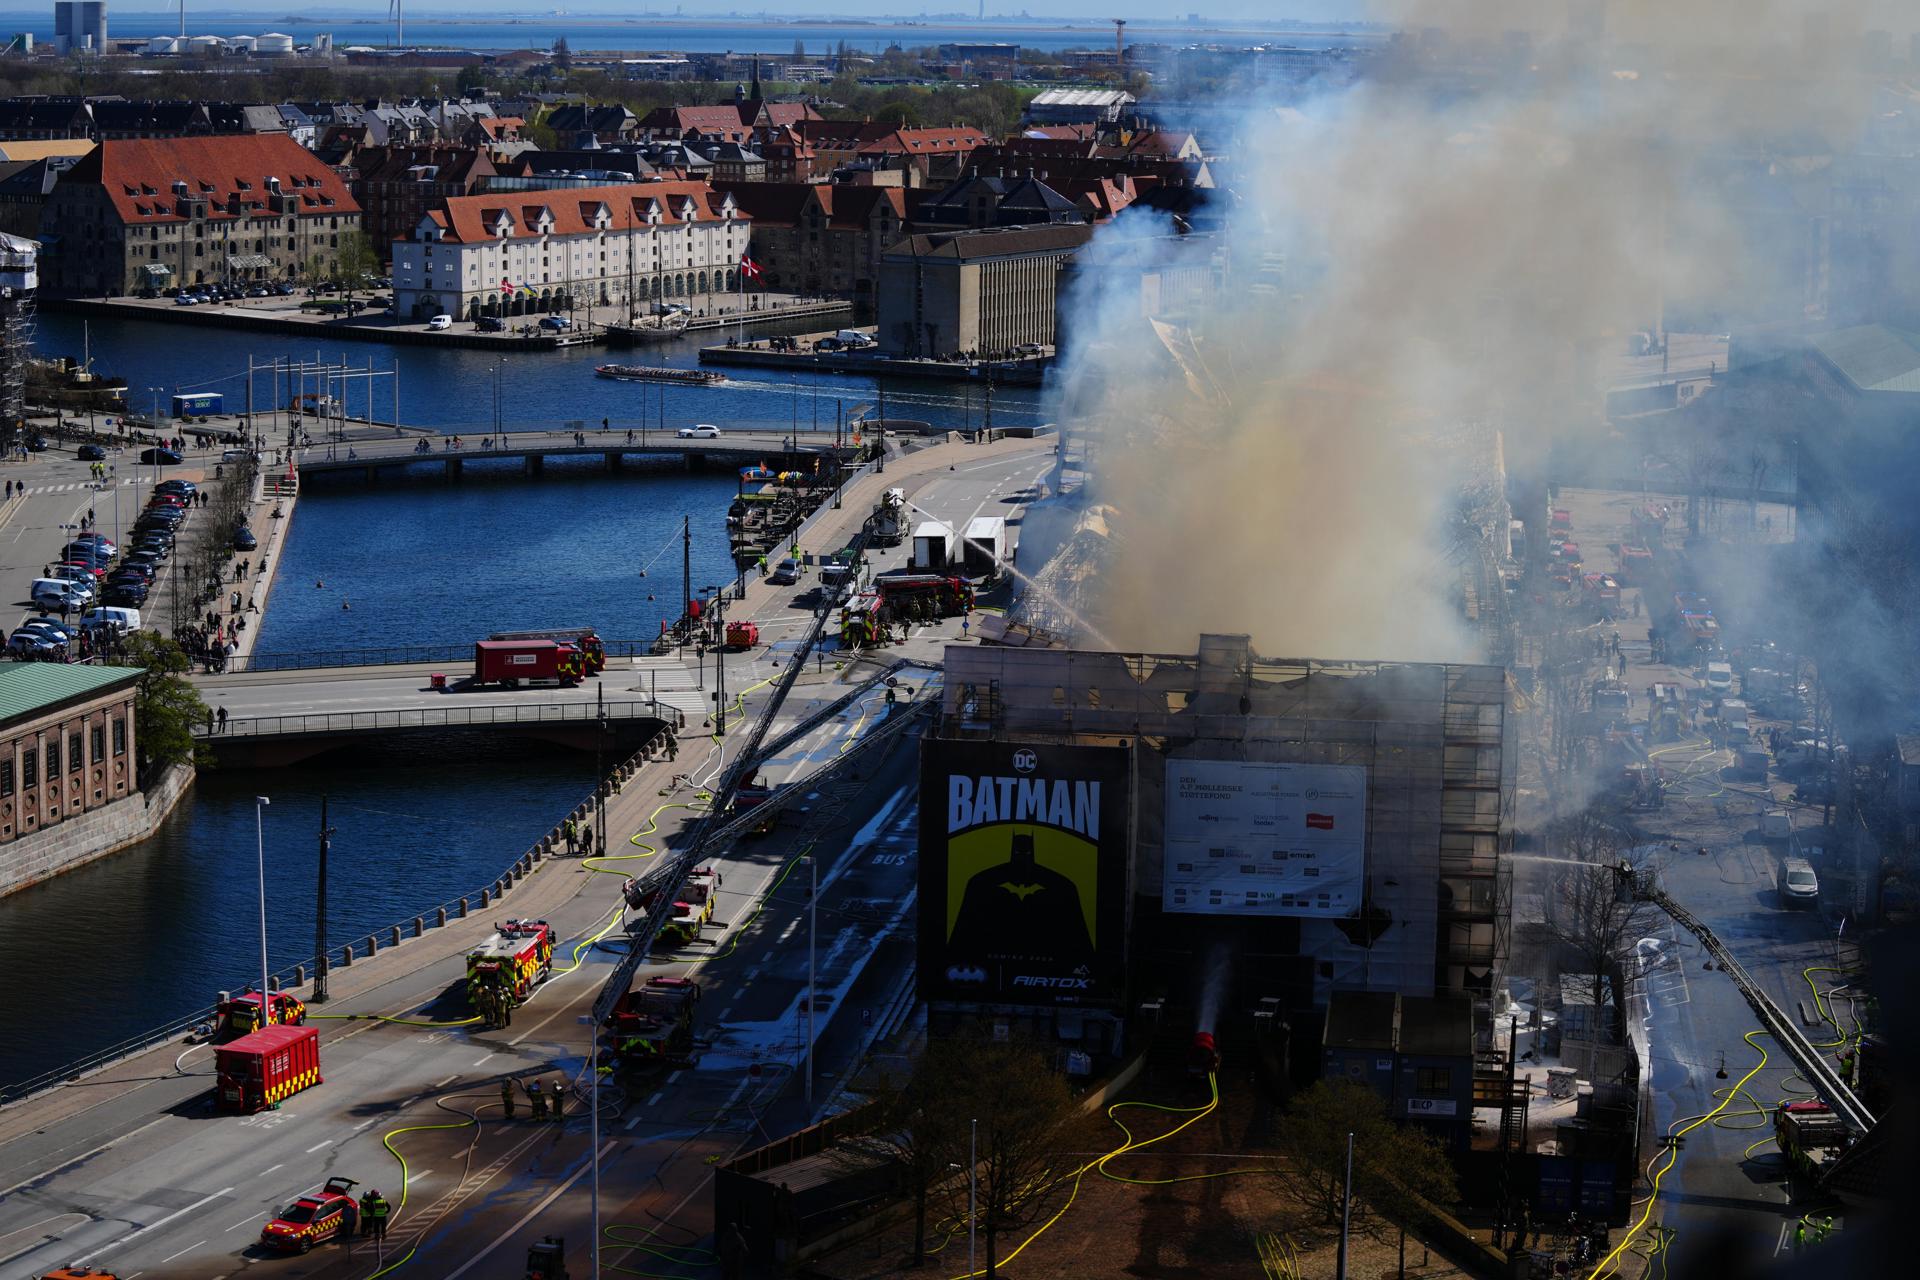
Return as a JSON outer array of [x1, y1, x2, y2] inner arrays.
[[564, 818, 578, 855], [366, 1190, 390, 1242], [358, 1190, 378, 1236], [549, 1078, 565, 1120], [500, 1077, 516, 1120], [528, 1079, 548, 1121]]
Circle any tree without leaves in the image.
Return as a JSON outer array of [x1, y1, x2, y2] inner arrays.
[[842, 1038, 975, 1267], [120, 632, 208, 774], [552, 36, 573, 72], [1272, 1078, 1459, 1240], [939, 1039, 1080, 1277], [1542, 808, 1663, 1074]]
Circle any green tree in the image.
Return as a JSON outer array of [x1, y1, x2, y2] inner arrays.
[[1273, 1079, 1459, 1251], [552, 36, 573, 72], [121, 632, 208, 773], [335, 229, 381, 294], [456, 62, 488, 94]]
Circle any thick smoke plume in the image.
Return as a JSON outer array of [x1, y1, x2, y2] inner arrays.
[[1050, 0, 1893, 661]]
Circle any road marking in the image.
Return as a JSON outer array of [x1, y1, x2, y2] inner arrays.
[[350, 1118, 378, 1132], [667, 1070, 683, 1083], [471, 1053, 495, 1068], [647, 1091, 664, 1107], [304, 1140, 331, 1153], [160, 1239, 207, 1264], [222, 1211, 266, 1233], [72, 1185, 235, 1265], [624, 1114, 644, 1131], [261, 1164, 282, 1175], [433, 1074, 458, 1087], [442, 1141, 618, 1280], [0, 1115, 169, 1199]]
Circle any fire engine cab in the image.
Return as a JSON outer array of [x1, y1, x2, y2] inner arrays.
[[466, 920, 555, 1006]]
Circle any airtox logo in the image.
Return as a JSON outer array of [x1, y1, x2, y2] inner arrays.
[[1012, 749, 1038, 774]]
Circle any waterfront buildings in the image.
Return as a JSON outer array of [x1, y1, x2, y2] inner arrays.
[[38, 133, 362, 295], [875, 222, 1090, 357], [349, 144, 498, 264], [392, 180, 747, 321], [0, 664, 139, 874], [714, 181, 912, 302]]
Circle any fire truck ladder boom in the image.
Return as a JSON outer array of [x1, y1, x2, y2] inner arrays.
[[1632, 873, 1874, 1135], [593, 528, 875, 1027], [743, 656, 941, 774]]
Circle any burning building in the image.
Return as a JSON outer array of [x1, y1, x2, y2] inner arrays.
[[918, 633, 1516, 1066]]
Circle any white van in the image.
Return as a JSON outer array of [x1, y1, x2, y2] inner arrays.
[[31, 578, 92, 609], [81, 606, 141, 635], [1778, 857, 1819, 909]]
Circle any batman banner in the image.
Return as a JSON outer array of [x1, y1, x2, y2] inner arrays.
[[918, 739, 1132, 1006]]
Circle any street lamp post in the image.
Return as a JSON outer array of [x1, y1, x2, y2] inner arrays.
[[255, 796, 272, 1025], [969, 1118, 977, 1275], [804, 852, 817, 1112]]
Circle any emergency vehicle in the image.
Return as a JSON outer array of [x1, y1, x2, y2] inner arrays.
[[218, 990, 307, 1038], [608, 975, 701, 1067], [466, 919, 555, 1007], [655, 869, 720, 949], [724, 620, 760, 650], [840, 591, 883, 648], [37, 1270, 120, 1279], [259, 1177, 360, 1253], [488, 628, 606, 674], [1774, 1100, 1850, 1199]]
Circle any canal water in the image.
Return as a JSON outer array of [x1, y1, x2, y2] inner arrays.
[[0, 314, 1042, 1092]]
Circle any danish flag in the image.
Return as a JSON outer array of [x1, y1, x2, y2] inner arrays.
[[739, 252, 763, 281]]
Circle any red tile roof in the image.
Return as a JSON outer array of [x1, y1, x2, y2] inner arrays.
[[714, 181, 912, 231], [68, 133, 358, 225], [421, 180, 744, 243]]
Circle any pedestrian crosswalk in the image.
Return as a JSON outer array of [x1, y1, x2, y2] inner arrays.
[[18, 480, 140, 495]]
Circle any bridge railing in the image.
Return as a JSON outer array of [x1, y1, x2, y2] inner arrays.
[[198, 698, 670, 739], [229, 638, 659, 674]]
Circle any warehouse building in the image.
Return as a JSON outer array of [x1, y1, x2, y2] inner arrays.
[[875, 223, 1090, 358]]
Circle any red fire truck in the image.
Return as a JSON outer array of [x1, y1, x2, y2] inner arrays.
[[655, 870, 720, 949], [216, 1023, 322, 1114], [217, 990, 308, 1039], [724, 620, 760, 650], [466, 919, 556, 1010], [608, 975, 701, 1067], [472, 639, 586, 688], [487, 628, 606, 674]]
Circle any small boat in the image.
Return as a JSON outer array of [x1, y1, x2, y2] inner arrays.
[[595, 364, 725, 386]]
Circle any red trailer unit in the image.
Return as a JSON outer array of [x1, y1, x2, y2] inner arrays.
[[473, 639, 584, 688], [216, 1023, 322, 1114]]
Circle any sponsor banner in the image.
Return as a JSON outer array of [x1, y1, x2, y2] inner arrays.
[[1162, 759, 1368, 918], [918, 739, 1131, 1006]]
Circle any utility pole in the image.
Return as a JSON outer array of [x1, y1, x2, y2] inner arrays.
[[596, 698, 609, 860], [680, 515, 691, 656], [312, 797, 335, 1002]]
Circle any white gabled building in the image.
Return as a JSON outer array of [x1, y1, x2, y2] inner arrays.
[[390, 180, 750, 322]]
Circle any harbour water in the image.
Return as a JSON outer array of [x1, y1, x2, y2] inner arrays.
[[0, 312, 1038, 1091]]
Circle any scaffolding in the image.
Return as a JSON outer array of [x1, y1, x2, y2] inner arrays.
[[938, 634, 1515, 1014], [0, 232, 36, 448]]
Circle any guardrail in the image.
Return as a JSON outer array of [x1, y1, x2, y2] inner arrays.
[[196, 698, 672, 741], [0, 721, 682, 1108], [228, 637, 663, 675]]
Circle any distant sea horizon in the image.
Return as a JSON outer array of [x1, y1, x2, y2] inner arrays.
[[0, 11, 1386, 55]]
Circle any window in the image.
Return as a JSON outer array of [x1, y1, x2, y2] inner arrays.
[[0, 757, 11, 797], [112, 717, 126, 756], [91, 724, 104, 762], [22, 746, 37, 787], [1414, 1067, 1452, 1095], [46, 739, 59, 778], [68, 734, 81, 773]]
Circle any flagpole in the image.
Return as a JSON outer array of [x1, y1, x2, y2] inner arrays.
[[737, 252, 744, 345]]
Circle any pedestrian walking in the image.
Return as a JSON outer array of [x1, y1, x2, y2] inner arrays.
[[206, 707, 215, 734], [580, 825, 594, 857], [216, 705, 229, 731], [500, 1077, 516, 1120]]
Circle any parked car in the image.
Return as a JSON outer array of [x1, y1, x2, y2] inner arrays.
[[271, 282, 294, 296], [768, 558, 801, 585], [139, 447, 183, 465], [77, 443, 106, 461], [539, 315, 572, 332], [676, 424, 721, 439], [104, 582, 150, 607], [8, 629, 61, 656], [427, 314, 453, 331], [19, 618, 75, 642], [232, 526, 258, 551], [476, 315, 505, 332], [174, 292, 197, 306], [155, 479, 197, 497], [32, 580, 93, 611]]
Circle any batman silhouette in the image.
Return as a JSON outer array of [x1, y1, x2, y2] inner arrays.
[[947, 831, 1095, 979]]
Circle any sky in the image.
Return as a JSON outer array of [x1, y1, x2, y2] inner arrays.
[[54, 3, 1381, 25]]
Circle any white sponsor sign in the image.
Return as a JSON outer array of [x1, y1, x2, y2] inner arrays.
[[1162, 760, 1368, 918], [1406, 1097, 1458, 1117]]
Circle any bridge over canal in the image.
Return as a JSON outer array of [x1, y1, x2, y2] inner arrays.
[[291, 425, 860, 481]]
